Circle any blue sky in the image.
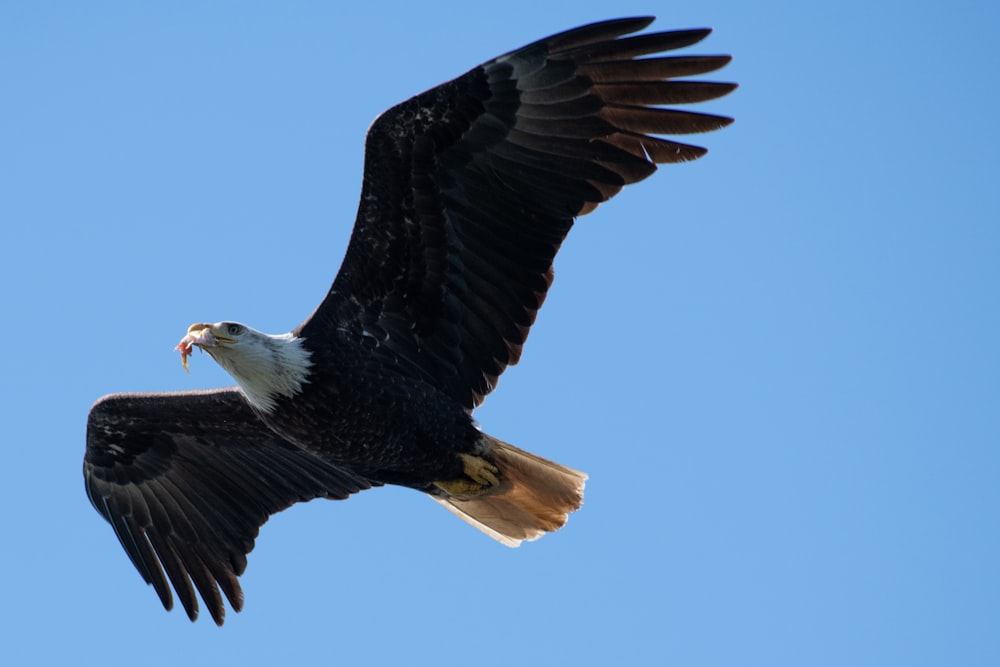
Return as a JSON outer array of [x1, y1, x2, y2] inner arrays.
[[2, 1, 998, 665]]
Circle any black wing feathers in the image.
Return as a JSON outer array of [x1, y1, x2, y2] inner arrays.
[[84, 390, 374, 625], [301, 17, 734, 411]]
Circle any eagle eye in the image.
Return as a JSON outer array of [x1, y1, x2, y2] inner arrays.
[[226, 324, 244, 336]]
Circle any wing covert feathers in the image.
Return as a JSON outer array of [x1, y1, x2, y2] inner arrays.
[[433, 436, 587, 547]]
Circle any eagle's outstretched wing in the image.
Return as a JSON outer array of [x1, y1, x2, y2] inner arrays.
[[299, 17, 735, 409], [84, 390, 375, 625]]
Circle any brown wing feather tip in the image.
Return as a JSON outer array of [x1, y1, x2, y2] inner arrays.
[[540, 17, 656, 53], [552, 27, 715, 62], [594, 81, 738, 106], [580, 55, 734, 82]]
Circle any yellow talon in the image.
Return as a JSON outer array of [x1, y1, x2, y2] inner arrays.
[[433, 453, 501, 497], [460, 453, 500, 486]]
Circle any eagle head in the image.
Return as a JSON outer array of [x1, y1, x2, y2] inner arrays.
[[176, 321, 312, 413]]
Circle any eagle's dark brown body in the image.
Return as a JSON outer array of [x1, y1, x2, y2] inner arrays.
[[85, 17, 735, 625], [263, 330, 484, 488]]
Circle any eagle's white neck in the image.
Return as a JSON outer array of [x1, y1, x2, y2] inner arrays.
[[211, 332, 313, 414]]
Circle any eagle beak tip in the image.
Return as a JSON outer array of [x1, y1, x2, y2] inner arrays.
[[176, 323, 218, 372]]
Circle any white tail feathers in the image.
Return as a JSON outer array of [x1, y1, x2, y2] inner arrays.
[[432, 436, 587, 547]]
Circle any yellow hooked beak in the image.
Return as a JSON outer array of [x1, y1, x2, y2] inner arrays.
[[175, 322, 236, 373]]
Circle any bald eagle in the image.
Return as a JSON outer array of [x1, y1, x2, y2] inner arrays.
[[84, 16, 735, 625]]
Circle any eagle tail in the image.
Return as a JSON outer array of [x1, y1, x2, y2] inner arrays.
[[431, 436, 587, 547]]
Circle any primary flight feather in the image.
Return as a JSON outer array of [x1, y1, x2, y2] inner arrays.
[[85, 16, 735, 625]]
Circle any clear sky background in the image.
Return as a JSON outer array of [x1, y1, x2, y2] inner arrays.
[[2, 2, 997, 665]]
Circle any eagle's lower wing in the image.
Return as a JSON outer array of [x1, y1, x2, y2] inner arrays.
[[300, 17, 735, 410], [84, 389, 375, 625]]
